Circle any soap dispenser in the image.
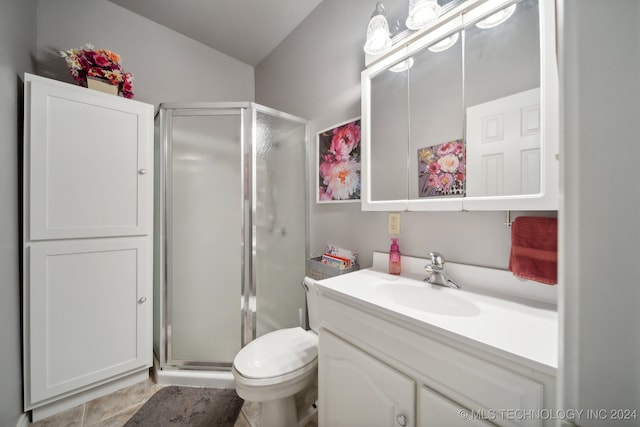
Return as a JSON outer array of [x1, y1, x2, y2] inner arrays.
[[389, 238, 401, 275]]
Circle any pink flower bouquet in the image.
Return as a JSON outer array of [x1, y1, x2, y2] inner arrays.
[[60, 44, 134, 99]]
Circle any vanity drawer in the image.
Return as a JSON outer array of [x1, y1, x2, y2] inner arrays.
[[318, 294, 545, 427]]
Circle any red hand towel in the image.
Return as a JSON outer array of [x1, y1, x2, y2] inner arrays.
[[508, 216, 558, 285]]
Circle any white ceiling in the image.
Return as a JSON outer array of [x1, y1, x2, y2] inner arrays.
[[108, 0, 324, 67]]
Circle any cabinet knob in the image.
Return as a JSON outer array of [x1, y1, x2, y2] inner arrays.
[[396, 414, 407, 426], [138, 297, 147, 304], [138, 169, 148, 175]]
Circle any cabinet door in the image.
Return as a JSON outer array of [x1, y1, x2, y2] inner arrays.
[[26, 75, 153, 240], [25, 238, 152, 407], [418, 385, 495, 427], [319, 330, 415, 427]]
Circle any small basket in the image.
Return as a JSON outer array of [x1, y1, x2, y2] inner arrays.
[[306, 256, 359, 280]]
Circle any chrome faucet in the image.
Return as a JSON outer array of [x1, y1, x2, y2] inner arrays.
[[424, 252, 460, 289]]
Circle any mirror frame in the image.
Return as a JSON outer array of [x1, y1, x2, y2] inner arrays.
[[361, 0, 558, 211]]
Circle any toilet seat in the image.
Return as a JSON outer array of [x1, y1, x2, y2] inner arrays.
[[233, 327, 318, 380]]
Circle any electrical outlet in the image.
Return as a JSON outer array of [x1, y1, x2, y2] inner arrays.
[[388, 213, 400, 234]]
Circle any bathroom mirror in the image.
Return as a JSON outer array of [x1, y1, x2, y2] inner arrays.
[[408, 29, 463, 201], [361, 0, 558, 211], [369, 61, 408, 207], [464, 0, 541, 197]]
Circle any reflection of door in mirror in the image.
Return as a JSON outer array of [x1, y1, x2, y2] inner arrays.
[[466, 88, 540, 196], [464, 0, 540, 197]]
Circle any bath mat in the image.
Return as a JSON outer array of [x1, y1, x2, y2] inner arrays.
[[124, 386, 243, 427]]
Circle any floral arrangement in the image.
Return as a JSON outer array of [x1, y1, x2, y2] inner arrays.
[[60, 44, 134, 99], [318, 119, 361, 202], [418, 139, 466, 197]]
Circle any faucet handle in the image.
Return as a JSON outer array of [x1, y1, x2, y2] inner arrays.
[[424, 264, 434, 282], [429, 252, 445, 269]]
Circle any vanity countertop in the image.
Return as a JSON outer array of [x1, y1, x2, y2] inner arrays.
[[313, 253, 558, 375]]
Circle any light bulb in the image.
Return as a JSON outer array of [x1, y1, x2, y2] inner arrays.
[[476, 4, 517, 29], [406, 0, 441, 31], [364, 3, 392, 55], [428, 32, 459, 52], [389, 57, 415, 72]]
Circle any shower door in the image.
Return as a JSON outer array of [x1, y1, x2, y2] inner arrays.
[[155, 103, 308, 371], [252, 108, 308, 339], [162, 108, 244, 368]]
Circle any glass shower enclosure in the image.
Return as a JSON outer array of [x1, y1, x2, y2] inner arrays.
[[154, 103, 309, 376]]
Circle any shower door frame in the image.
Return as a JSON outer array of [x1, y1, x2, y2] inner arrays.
[[156, 102, 309, 371], [245, 103, 311, 345]]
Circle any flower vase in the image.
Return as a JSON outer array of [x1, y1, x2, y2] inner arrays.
[[86, 76, 118, 96]]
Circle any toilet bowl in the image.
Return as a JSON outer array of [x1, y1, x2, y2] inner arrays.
[[232, 277, 319, 427]]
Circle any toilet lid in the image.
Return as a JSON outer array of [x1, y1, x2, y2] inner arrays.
[[233, 327, 318, 379]]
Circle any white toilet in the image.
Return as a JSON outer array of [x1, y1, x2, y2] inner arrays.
[[232, 277, 319, 427]]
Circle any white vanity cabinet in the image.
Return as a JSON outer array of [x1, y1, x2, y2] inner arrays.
[[319, 330, 416, 427], [316, 289, 556, 427], [418, 385, 495, 427], [22, 74, 154, 420]]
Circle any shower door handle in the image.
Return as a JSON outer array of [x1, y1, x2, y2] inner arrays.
[[138, 297, 147, 304]]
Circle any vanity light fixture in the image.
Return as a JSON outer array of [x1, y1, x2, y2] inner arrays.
[[406, 0, 442, 30], [475, 3, 517, 29], [364, 0, 443, 56], [427, 32, 459, 52], [364, 2, 392, 55]]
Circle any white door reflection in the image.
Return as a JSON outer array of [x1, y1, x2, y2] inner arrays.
[[466, 87, 541, 197]]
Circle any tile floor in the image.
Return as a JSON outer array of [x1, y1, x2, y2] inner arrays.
[[28, 375, 318, 427]]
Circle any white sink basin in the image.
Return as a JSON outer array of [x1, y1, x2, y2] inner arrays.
[[314, 258, 558, 371], [376, 282, 481, 316]]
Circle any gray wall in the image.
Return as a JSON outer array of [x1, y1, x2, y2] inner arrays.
[[0, 1, 37, 425], [36, 0, 255, 107], [256, 0, 551, 269]]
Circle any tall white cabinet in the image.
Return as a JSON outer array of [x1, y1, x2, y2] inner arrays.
[[22, 74, 154, 420]]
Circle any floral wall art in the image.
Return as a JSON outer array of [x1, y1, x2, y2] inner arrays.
[[418, 139, 466, 198], [317, 118, 361, 203]]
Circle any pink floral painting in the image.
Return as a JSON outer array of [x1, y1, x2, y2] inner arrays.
[[317, 118, 361, 202], [418, 139, 466, 198]]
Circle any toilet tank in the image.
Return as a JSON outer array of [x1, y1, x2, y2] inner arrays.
[[303, 277, 320, 333]]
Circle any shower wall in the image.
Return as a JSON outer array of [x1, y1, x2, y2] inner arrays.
[[154, 103, 308, 371]]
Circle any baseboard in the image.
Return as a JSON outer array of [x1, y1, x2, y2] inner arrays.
[[15, 413, 29, 427], [30, 370, 149, 422]]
